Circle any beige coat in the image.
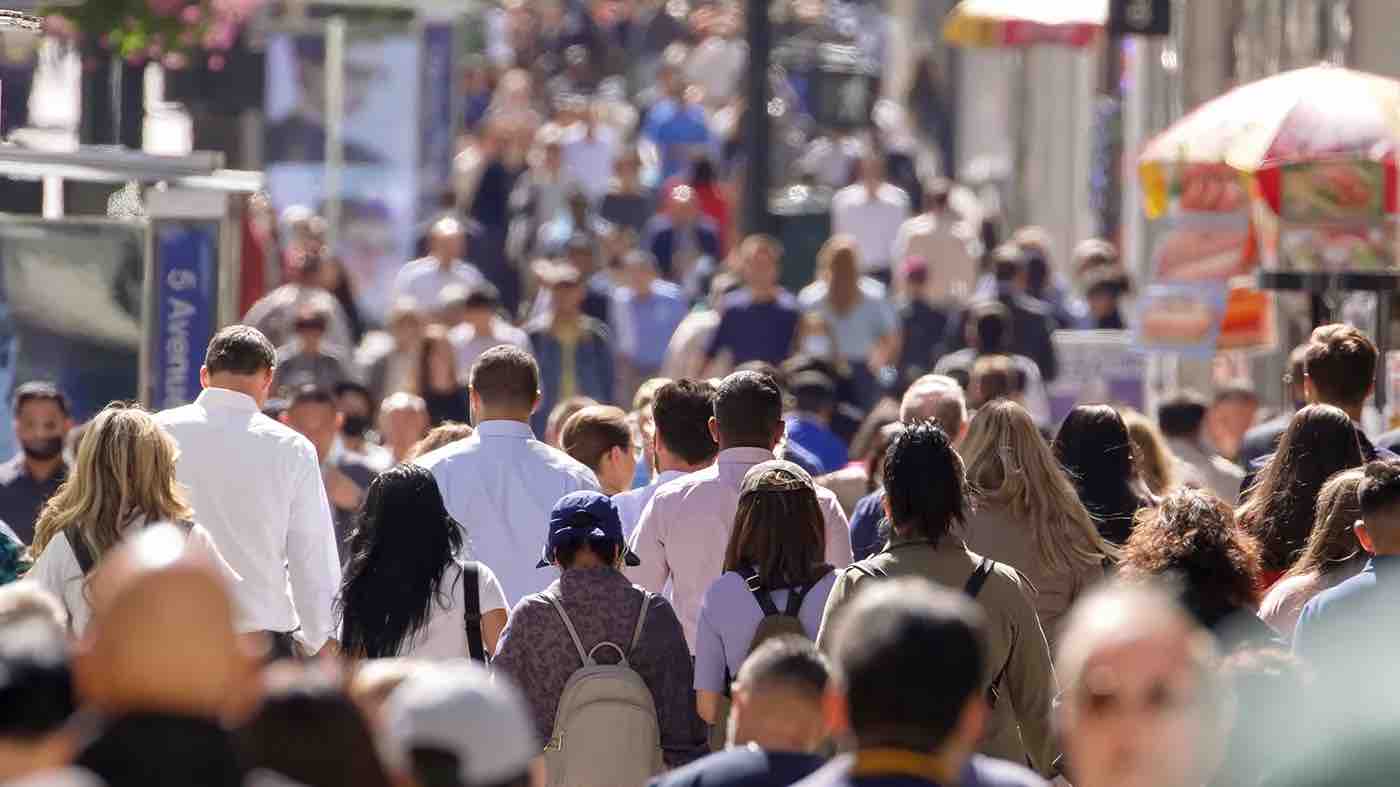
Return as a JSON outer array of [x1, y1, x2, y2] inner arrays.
[[815, 537, 1059, 777], [961, 499, 1107, 649]]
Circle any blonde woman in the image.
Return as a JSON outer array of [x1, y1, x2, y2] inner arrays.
[[1122, 409, 1179, 496], [798, 235, 900, 408], [28, 403, 234, 635], [960, 400, 1116, 646]]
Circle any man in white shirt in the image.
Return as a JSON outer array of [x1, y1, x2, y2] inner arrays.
[[892, 176, 981, 303], [414, 345, 599, 605], [830, 152, 911, 284], [391, 216, 486, 311], [562, 103, 619, 203], [155, 326, 342, 656], [613, 379, 719, 539], [446, 282, 531, 376], [627, 371, 854, 650], [1158, 392, 1246, 501]]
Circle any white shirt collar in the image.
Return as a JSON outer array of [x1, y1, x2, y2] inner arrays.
[[716, 447, 776, 465], [475, 420, 535, 440], [195, 387, 259, 413]]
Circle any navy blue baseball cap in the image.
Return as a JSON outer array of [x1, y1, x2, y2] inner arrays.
[[537, 491, 642, 568]]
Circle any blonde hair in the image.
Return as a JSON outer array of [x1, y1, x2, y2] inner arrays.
[[961, 400, 1117, 572], [31, 404, 193, 559], [1122, 410, 1177, 496], [817, 235, 863, 315]]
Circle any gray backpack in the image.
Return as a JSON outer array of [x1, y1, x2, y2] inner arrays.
[[543, 593, 664, 787]]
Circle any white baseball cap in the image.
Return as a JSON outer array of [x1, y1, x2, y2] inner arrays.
[[383, 661, 538, 787]]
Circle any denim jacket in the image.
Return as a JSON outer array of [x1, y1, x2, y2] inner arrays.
[[528, 317, 616, 433]]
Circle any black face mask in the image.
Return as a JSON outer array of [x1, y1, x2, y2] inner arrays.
[[341, 415, 371, 439], [21, 436, 63, 461]]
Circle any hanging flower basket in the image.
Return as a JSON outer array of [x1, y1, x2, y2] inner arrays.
[[42, 0, 265, 70]]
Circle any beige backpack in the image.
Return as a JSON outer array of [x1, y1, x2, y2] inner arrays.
[[543, 593, 664, 787]]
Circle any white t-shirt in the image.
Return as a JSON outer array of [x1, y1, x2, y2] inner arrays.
[[27, 522, 240, 636], [399, 558, 509, 661]]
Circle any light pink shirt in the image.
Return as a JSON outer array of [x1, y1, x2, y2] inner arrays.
[[625, 447, 854, 650]]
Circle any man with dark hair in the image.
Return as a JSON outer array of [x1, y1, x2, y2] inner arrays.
[[527, 261, 616, 435], [785, 371, 848, 476], [1206, 385, 1260, 465], [393, 216, 487, 312], [416, 345, 598, 605], [494, 492, 707, 769], [1239, 344, 1309, 468], [334, 381, 392, 472], [283, 385, 379, 560], [270, 305, 356, 396], [800, 579, 1047, 787], [0, 382, 72, 544], [559, 405, 636, 495], [933, 300, 1050, 425], [816, 422, 1057, 777], [449, 282, 531, 376], [893, 177, 980, 305], [614, 379, 718, 538], [650, 637, 833, 787], [703, 236, 802, 372], [1158, 391, 1244, 501], [942, 244, 1058, 383], [0, 617, 79, 783], [157, 326, 341, 657], [629, 371, 853, 651]]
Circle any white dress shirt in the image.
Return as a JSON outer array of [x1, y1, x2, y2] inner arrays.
[[613, 469, 689, 541], [392, 257, 487, 310], [625, 447, 854, 650], [448, 319, 532, 379], [28, 520, 239, 636], [415, 420, 600, 605], [156, 388, 342, 651], [892, 211, 982, 302], [830, 182, 912, 274]]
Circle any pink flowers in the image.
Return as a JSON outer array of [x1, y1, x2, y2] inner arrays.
[[146, 0, 188, 16], [50, 0, 268, 68]]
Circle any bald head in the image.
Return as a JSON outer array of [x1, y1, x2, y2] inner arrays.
[[77, 526, 253, 721], [900, 375, 968, 443]]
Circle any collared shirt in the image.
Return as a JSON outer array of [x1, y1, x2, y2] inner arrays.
[[156, 388, 342, 650], [626, 447, 854, 649], [448, 318, 531, 379], [415, 420, 600, 605], [493, 567, 709, 767], [391, 257, 486, 310], [791, 753, 1049, 787], [816, 538, 1058, 776], [0, 454, 67, 545], [892, 211, 981, 302], [830, 183, 912, 273], [614, 469, 689, 541], [612, 281, 691, 370]]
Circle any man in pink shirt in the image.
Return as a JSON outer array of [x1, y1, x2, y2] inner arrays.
[[626, 371, 854, 650]]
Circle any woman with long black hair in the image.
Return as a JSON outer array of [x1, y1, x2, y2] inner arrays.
[[1053, 404, 1156, 546], [337, 465, 508, 660]]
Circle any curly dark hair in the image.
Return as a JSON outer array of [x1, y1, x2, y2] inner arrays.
[[1121, 487, 1262, 614]]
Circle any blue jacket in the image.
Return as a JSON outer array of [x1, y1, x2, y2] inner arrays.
[[646, 216, 722, 281], [527, 317, 616, 434]]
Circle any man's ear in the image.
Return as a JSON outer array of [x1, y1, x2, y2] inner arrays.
[[708, 416, 721, 445], [1356, 519, 1377, 554], [199, 366, 211, 390]]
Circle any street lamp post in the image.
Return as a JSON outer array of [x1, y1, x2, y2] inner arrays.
[[744, 0, 774, 236]]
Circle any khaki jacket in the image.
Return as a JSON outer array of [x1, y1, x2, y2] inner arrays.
[[815, 537, 1059, 777]]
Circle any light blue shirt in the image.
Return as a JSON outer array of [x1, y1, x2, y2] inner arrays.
[[693, 569, 838, 692], [611, 280, 690, 370], [415, 420, 600, 605]]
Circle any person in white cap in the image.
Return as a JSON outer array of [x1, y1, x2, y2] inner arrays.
[[382, 661, 544, 787]]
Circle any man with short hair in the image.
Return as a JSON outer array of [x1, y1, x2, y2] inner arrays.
[[560, 405, 637, 496], [382, 662, 544, 787], [703, 237, 802, 372], [933, 299, 1051, 425], [892, 177, 980, 303], [831, 152, 912, 285], [785, 371, 848, 476], [156, 326, 341, 656], [943, 245, 1059, 383], [650, 637, 833, 787], [797, 579, 1047, 787], [612, 249, 690, 405], [527, 262, 616, 436], [333, 381, 392, 473], [614, 379, 718, 538], [1239, 345, 1308, 469], [0, 615, 81, 784], [392, 216, 487, 312], [448, 282, 531, 375], [1157, 391, 1244, 501], [816, 423, 1058, 776], [847, 375, 968, 561], [493, 492, 707, 767], [244, 238, 354, 351], [379, 392, 431, 463], [415, 346, 599, 605], [270, 305, 356, 396], [628, 371, 853, 650], [282, 385, 378, 560], [0, 382, 72, 545]]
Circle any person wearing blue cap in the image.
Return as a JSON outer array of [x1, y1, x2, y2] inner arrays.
[[494, 491, 708, 774]]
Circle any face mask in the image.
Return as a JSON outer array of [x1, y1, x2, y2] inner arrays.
[[21, 436, 63, 461], [802, 336, 833, 358], [341, 415, 371, 439]]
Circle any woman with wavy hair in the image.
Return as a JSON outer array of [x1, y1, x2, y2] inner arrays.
[[28, 403, 231, 634], [1121, 487, 1277, 650], [1236, 404, 1364, 585], [961, 400, 1116, 645], [337, 464, 508, 660], [1258, 468, 1368, 639]]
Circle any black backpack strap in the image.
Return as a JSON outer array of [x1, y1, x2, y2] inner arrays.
[[784, 580, 818, 617], [964, 557, 995, 599], [461, 561, 485, 662], [743, 566, 782, 616], [66, 527, 95, 575]]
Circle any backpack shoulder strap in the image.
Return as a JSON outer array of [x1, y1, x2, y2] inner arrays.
[[742, 566, 782, 616], [628, 592, 652, 655], [784, 580, 819, 617], [462, 562, 485, 662], [545, 594, 593, 666], [66, 527, 95, 575], [964, 557, 996, 599]]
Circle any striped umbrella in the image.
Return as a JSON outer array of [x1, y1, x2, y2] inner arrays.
[[942, 0, 1107, 48]]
